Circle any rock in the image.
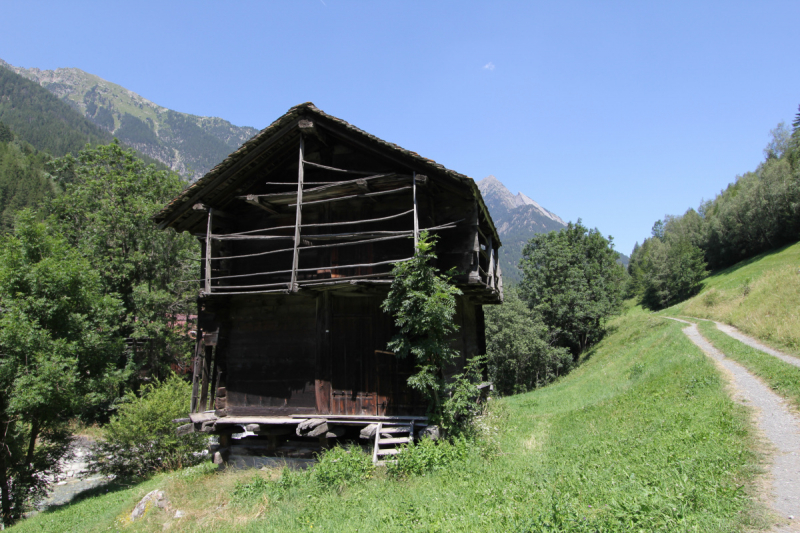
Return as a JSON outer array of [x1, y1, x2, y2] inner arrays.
[[307, 422, 339, 438], [418, 425, 442, 441], [131, 490, 169, 521], [213, 451, 226, 464], [296, 418, 326, 435], [360, 424, 378, 439], [174, 510, 185, 518]]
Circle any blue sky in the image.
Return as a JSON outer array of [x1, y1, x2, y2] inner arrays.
[[2, 1, 798, 256]]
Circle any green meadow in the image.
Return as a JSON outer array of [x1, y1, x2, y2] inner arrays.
[[12, 307, 767, 532]]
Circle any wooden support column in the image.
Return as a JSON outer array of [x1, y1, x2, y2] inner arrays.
[[190, 337, 203, 413], [290, 138, 305, 291], [412, 172, 419, 248], [487, 235, 495, 290], [468, 202, 481, 284], [204, 208, 213, 294]]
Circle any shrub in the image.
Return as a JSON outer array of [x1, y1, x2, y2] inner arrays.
[[311, 445, 374, 491], [90, 375, 206, 477], [232, 445, 374, 503], [387, 437, 470, 478]]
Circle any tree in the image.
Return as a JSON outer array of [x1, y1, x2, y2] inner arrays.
[[47, 141, 198, 387], [0, 212, 123, 525], [484, 287, 571, 395], [382, 232, 463, 425], [519, 220, 624, 357]]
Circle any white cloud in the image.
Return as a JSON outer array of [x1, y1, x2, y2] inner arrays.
[[483, 62, 495, 71]]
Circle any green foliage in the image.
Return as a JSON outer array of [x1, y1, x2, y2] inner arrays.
[[485, 287, 572, 395], [12, 309, 765, 532], [519, 220, 625, 357], [630, 220, 708, 310], [0, 66, 113, 157], [382, 232, 463, 420], [0, 136, 55, 230], [48, 141, 198, 386], [637, 118, 800, 278], [387, 437, 471, 478], [232, 446, 375, 504], [0, 213, 123, 525], [89, 375, 206, 478]]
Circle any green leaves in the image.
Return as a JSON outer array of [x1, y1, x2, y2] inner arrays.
[[382, 232, 464, 424], [519, 220, 625, 357]]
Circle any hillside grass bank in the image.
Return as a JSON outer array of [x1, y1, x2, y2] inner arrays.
[[672, 241, 800, 355], [10, 308, 767, 532]]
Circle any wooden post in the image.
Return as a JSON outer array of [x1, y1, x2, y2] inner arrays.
[[487, 235, 494, 289], [290, 138, 305, 291], [205, 208, 213, 295], [190, 337, 203, 412], [200, 343, 212, 412], [412, 172, 419, 248]]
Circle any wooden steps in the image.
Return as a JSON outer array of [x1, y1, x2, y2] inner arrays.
[[372, 421, 415, 466]]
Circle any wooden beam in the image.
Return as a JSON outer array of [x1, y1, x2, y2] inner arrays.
[[157, 118, 300, 230], [244, 195, 280, 215], [290, 138, 305, 292], [205, 209, 213, 294], [412, 172, 419, 248]]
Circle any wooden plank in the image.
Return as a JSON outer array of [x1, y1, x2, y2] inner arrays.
[[189, 412, 218, 423], [190, 338, 203, 412], [212, 416, 305, 425], [156, 118, 301, 230], [290, 138, 304, 292], [303, 160, 378, 175], [204, 209, 213, 294], [221, 209, 414, 236], [244, 195, 280, 215], [199, 345, 212, 412], [412, 172, 419, 248], [289, 185, 412, 207]]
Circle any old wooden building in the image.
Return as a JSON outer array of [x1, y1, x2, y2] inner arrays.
[[155, 103, 502, 463]]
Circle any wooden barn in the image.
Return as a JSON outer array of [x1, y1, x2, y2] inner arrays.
[[155, 103, 503, 464]]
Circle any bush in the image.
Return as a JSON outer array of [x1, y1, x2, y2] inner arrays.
[[232, 445, 374, 503], [387, 437, 470, 478], [90, 375, 206, 477], [311, 445, 375, 491]]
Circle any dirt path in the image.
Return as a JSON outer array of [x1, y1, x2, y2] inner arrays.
[[700, 319, 800, 369], [666, 317, 800, 532]]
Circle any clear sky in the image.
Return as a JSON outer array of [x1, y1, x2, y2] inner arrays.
[[2, 1, 798, 256]]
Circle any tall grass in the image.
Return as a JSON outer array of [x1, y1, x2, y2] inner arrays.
[[694, 319, 800, 412], [10, 309, 766, 532], [674, 241, 800, 354]]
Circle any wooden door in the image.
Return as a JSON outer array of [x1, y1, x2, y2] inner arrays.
[[330, 313, 377, 415]]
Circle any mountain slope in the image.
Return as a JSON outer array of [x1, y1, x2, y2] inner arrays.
[[478, 175, 566, 283], [1, 59, 259, 180], [0, 65, 114, 157]]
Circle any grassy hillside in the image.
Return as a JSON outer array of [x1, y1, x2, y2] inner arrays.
[[10, 308, 767, 532], [670, 241, 800, 354]]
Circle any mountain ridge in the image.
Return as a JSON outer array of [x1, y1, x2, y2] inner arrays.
[[477, 175, 567, 283], [0, 59, 259, 180]]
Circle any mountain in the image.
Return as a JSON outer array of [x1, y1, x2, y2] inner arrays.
[[1, 59, 259, 180], [478, 175, 567, 283], [0, 65, 115, 157]]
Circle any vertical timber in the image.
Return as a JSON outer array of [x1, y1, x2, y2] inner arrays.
[[412, 171, 419, 248], [290, 137, 305, 291], [204, 208, 213, 294]]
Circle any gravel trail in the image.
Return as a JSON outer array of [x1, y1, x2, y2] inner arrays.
[[666, 317, 800, 532], [704, 320, 800, 369]]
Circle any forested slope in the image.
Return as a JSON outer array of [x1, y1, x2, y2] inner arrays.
[[0, 124, 55, 229], [0, 67, 113, 156]]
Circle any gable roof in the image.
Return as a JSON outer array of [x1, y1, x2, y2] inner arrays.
[[154, 102, 500, 245]]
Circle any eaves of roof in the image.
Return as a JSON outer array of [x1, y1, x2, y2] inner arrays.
[[154, 102, 501, 247]]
